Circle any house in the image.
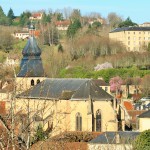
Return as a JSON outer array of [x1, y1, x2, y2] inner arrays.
[[13, 31, 29, 40], [29, 13, 43, 20], [13, 27, 40, 40], [55, 20, 70, 30], [88, 131, 140, 150], [14, 36, 123, 137], [139, 22, 150, 27], [92, 79, 110, 94], [109, 27, 150, 51], [138, 110, 150, 131]]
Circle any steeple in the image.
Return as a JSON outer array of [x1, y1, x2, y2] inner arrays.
[[17, 36, 44, 77]]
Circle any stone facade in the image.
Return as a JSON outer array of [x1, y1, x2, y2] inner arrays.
[[15, 98, 118, 136], [109, 27, 150, 51]]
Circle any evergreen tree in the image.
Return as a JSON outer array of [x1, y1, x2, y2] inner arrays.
[[34, 124, 45, 141], [7, 8, 15, 25], [67, 19, 81, 38], [0, 6, 8, 25], [57, 12, 64, 21], [19, 11, 31, 27], [0, 6, 6, 18], [118, 17, 137, 28]]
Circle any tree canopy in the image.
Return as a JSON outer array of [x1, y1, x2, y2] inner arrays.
[[118, 17, 137, 28]]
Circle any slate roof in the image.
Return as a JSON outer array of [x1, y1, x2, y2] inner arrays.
[[92, 79, 109, 86], [138, 110, 150, 118], [110, 27, 150, 33], [17, 79, 113, 101], [89, 131, 140, 144], [17, 36, 44, 77]]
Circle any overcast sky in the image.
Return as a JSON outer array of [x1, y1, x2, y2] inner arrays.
[[0, 0, 149, 24]]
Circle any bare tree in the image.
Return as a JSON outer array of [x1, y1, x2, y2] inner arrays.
[[62, 7, 72, 20], [107, 12, 123, 29], [141, 75, 150, 96]]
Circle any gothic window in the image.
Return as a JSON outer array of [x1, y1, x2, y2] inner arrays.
[[96, 109, 101, 131], [37, 79, 40, 84], [76, 112, 82, 131], [31, 79, 34, 86]]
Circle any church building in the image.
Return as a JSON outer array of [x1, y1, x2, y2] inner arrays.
[[15, 36, 120, 136]]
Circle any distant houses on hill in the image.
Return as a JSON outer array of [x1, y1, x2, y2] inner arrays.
[[29, 12, 43, 20]]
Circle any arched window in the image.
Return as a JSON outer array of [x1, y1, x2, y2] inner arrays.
[[76, 112, 82, 131], [37, 79, 40, 84], [96, 109, 101, 131], [31, 79, 34, 86]]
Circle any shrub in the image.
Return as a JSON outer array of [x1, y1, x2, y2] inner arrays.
[[133, 129, 150, 150]]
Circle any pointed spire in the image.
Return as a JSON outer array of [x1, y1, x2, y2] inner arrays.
[[17, 37, 44, 77]]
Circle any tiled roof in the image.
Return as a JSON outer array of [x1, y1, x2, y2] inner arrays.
[[55, 20, 70, 26], [138, 110, 150, 118], [124, 101, 134, 110], [110, 27, 150, 33], [32, 13, 42, 18], [128, 110, 146, 123], [15, 31, 29, 34]]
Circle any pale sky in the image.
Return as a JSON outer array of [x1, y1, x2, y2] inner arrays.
[[0, 0, 149, 24]]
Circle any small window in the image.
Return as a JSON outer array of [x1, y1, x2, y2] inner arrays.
[[76, 112, 82, 131], [31, 79, 34, 86], [96, 109, 101, 131], [139, 37, 141, 40], [139, 32, 141, 34], [105, 87, 108, 92], [128, 37, 130, 40], [128, 41, 130, 45]]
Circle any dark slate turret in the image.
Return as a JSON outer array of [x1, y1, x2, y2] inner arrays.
[[17, 36, 44, 77]]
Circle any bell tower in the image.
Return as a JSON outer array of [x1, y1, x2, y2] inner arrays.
[[16, 35, 45, 92]]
